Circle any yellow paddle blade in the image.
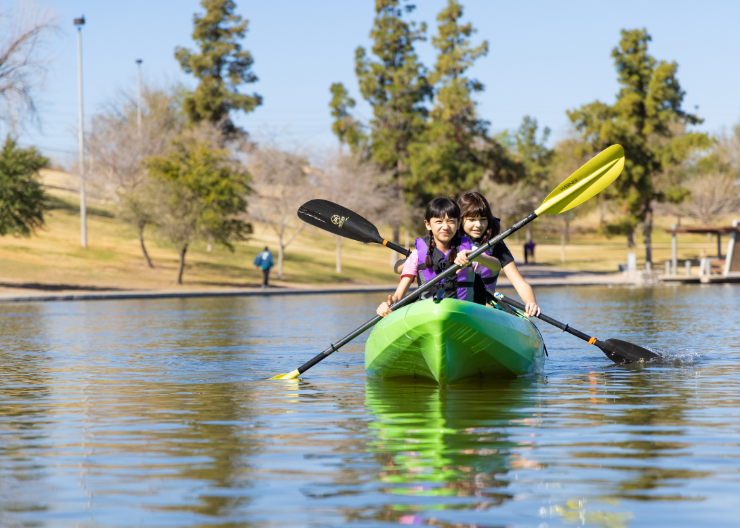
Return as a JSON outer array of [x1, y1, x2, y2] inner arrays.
[[535, 145, 625, 216], [268, 369, 300, 380]]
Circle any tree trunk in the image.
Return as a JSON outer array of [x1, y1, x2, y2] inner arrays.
[[176, 244, 188, 285], [139, 225, 154, 268], [598, 195, 605, 227], [643, 204, 653, 264], [561, 218, 567, 264], [627, 229, 636, 248], [560, 232, 566, 264], [390, 224, 399, 267], [336, 235, 342, 273], [277, 243, 284, 279], [392, 171, 403, 266], [526, 224, 533, 242], [565, 218, 571, 243]]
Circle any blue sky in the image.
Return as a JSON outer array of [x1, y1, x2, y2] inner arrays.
[[6, 0, 740, 164]]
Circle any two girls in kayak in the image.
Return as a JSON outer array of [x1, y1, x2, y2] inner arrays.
[[376, 192, 540, 318]]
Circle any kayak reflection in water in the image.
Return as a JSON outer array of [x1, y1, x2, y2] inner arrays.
[[377, 198, 501, 317], [363, 378, 536, 521]]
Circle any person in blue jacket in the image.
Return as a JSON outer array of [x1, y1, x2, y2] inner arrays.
[[253, 247, 274, 288]]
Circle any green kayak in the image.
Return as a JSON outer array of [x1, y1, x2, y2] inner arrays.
[[365, 298, 545, 384]]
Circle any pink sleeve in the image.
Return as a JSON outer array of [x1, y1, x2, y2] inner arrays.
[[400, 251, 419, 278]]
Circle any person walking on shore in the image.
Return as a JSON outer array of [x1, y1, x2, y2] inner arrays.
[[524, 239, 536, 264], [254, 247, 274, 288]]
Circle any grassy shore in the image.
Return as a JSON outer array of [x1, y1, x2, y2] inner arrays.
[[0, 171, 733, 294]]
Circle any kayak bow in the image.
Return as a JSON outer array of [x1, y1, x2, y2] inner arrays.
[[365, 298, 545, 384]]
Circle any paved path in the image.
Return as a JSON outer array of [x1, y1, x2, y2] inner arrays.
[[0, 265, 628, 304], [0, 285, 400, 304], [499, 264, 627, 287]]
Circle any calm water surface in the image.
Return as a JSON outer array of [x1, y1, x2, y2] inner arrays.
[[0, 286, 738, 527]]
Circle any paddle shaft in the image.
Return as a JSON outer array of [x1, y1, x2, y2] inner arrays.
[[382, 240, 411, 257], [496, 293, 605, 346], [290, 213, 538, 376]]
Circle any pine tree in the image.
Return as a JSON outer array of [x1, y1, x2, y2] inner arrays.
[[512, 116, 553, 192], [567, 29, 710, 262], [175, 0, 262, 137], [354, 0, 431, 241], [0, 136, 48, 237], [407, 0, 490, 202], [407, 0, 521, 203], [329, 83, 365, 152], [510, 116, 554, 241]]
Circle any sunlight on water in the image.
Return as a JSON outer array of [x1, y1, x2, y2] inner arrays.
[[0, 286, 738, 527]]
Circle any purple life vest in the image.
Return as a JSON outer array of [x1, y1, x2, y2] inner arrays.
[[472, 242, 499, 296], [415, 235, 476, 302]]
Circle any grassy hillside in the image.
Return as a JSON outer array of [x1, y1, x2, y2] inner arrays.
[[0, 179, 399, 293], [0, 171, 734, 294]]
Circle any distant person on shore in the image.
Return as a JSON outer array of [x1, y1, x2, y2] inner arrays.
[[254, 247, 274, 288], [524, 239, 536, 264]]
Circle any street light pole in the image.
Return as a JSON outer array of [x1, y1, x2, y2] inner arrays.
[[136, 59, 142, 139], [74, 16, 87, 248]]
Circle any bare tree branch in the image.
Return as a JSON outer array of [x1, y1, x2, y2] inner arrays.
[[682, 174, 740, 226], [313, 150, 393, 272], [247, 141, 314, 279], [0, 2, 58, 131]]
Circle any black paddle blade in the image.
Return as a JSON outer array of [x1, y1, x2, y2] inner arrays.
[[297, 199, 384, 245], [596, 338, 661, 364]]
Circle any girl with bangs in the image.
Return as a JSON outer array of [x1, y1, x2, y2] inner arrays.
[[455, 191, 540, 317]]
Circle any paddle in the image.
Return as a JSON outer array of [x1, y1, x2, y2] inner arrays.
[[299, 200, 654, 365], [297, 199, 411, 257], [492, 293, 659, 363], [269, 144, 625, 380]]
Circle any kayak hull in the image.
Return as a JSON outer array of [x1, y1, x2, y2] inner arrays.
[[365, 298, 545, 384]]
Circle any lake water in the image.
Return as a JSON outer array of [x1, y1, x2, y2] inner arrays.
[[1, 286, 738, 527]]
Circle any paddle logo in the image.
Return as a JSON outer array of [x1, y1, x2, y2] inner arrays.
[[560, 178, 578, 191], [331, 215, 348, 228]]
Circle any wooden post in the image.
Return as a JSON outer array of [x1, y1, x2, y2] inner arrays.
[[724, 220, 739, 276], [671, 224, 677, 275], [717, 233, 722, 259], [336, 235, 341, 273]]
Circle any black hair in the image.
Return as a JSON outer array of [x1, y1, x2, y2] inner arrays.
[[423, 198, 461, 268]]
